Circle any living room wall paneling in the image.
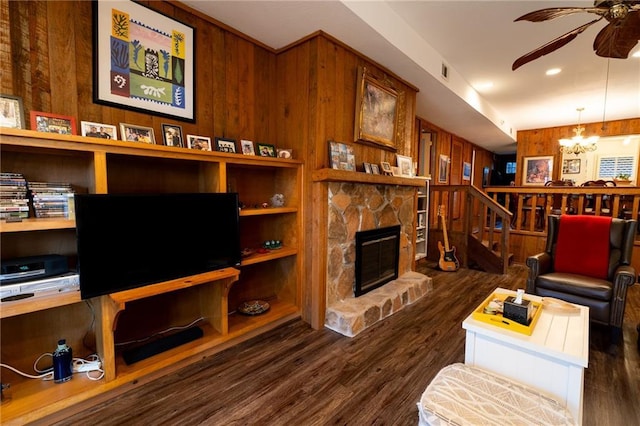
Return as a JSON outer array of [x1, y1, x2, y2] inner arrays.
[[275, 38, 316, 323], [516, 118, 640, 182], [0, 0, 11, 94], [1, 1, 278, 146], [5, 0, 53, 115], [46, 1, 79, 120]]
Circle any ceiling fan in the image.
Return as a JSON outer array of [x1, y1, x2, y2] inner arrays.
[[512, 0, 640, 70]]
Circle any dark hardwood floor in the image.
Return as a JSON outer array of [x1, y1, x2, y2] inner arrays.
[[53, 262, 640, 425]]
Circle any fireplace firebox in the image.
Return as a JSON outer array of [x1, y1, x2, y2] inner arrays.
[[354, 225, 400, 297]]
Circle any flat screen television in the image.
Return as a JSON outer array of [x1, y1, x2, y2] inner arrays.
[[74, 193, 241, 299]]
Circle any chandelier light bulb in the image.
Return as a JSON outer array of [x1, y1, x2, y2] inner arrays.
[[558, 109, 599, 155]]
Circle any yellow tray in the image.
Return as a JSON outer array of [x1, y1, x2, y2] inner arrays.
[[471, 291, 542, 335]]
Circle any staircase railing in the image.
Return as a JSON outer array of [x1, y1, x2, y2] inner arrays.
[[429, 184, 512, 274], [429, 184, 640, 273], [486, 185, 640, 237]]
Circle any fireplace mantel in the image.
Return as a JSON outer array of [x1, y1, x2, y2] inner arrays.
[[312, 168, 429, 188]]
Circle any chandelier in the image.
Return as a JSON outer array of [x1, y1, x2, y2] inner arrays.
[[559, 108, 598, 155]]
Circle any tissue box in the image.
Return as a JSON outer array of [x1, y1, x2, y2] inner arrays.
[[503, 296, 532, 326]]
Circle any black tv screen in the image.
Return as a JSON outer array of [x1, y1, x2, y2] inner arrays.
[[74, 193, 241, 299]]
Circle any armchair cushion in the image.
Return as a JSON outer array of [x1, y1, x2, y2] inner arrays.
[[553, 215, 611, 280]]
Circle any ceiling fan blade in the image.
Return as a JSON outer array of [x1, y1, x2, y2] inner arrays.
[[515, 7, 607, 22], [512, 18, 603, 70], [594, 11, 640, 58]]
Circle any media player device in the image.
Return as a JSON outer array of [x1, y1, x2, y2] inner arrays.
[[1, 254, 69, 285], [0, 272, 80, 301]]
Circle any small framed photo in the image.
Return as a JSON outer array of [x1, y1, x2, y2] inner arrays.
[[438, 154, 449, 183], [391, 166, 401, 177], [187, 134, 212, 151], [161, 124, 184, 147], [31, 111, 76, 135], [240, 139, 255, 155], [277, 148, 293, 159], [562, 158, 581, 174], [215, 137, 237, 153], [380, 161, 393, 176], [0, 94, 25, 129], [120, 123, 155, 144], [396, 154, 413, 177], [363, 162, 372, 174], [463, 162, 472, 181], [370, 163, 380, 175], [81, 121, 117, 140], [328, 140, 355, 170], [257, 143, 276, 157]]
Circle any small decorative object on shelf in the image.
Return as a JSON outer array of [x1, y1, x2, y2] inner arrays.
[[270, 193, 284, 207], [237, 300, 270, 316], [262, 240, 282, 250], [240, 248, 255, 258], [277, 148, 292, 159]]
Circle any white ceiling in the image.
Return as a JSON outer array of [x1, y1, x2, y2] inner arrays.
[[180, 0, 640, 154]]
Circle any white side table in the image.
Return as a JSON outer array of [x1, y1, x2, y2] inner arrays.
[[463, 288, 589, 425]]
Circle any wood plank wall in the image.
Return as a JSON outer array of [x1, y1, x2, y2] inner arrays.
[[1, 0, 278, 146], [517, 118, 640, 182]]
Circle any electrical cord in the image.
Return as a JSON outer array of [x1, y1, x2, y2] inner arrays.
[[114, 316, 205, 348], [1, 353, 104, 381]]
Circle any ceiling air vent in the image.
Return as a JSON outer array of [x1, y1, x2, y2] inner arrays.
[[441, 62, 449, 80]]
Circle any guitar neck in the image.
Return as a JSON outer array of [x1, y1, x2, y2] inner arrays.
[[441, 214, 451, 251]]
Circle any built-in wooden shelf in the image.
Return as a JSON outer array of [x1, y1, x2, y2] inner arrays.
[[312, 168, 429, 187], [107, 268, 240, 306], [0, 218, 76, 233], [0, 290, 81, 319], [241, 246, 297, 266], [239, 207, 297, 216]]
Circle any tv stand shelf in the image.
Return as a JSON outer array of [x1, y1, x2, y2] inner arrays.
[[0, 129, 303, 424], [99, 268, 240, 382]]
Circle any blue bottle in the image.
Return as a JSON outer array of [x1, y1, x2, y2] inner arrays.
[[53, 339, 73, 383]]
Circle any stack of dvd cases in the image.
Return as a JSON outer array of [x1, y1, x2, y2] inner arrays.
[[28, 181, 75, 219], [0, 173, 30, 220]]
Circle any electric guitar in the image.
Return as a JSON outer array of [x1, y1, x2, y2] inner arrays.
[[437, 205, 460, 271]]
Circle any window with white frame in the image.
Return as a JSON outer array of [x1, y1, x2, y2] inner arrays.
[[597, 155, 635, 179]]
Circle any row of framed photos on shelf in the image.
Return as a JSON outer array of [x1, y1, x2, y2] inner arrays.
[[0, 95, 293, 158], [328, 140, 415, 177]]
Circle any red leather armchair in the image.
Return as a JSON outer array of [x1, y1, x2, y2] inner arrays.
[[526, 215, 637, 341]]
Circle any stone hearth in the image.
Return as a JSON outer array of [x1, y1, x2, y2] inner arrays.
[[325, 271, 432, 337]]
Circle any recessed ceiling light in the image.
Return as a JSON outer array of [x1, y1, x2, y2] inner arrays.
[[546, 68, 561, 76], [474, 82, 494, 90]]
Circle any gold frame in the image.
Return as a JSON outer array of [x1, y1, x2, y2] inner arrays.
[[354, 66, 399, 150]]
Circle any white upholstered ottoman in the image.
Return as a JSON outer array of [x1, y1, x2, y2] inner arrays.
[[417, 363, 575, 426]]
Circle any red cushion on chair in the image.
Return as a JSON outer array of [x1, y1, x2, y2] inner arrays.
[[554, 215, 611, 279]]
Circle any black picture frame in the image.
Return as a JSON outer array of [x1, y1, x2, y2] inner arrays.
[[93, 0, 196, 122], [257, 143, 276, 157], [215, 137, 237, 153], [161, 123, 184, 147]]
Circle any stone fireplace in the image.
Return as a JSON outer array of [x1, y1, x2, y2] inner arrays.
[[323, 181, 432, 337]]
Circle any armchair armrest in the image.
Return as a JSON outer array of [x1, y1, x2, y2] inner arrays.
[[610, 265, 637, 328], [525, 252, 552, 293]]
